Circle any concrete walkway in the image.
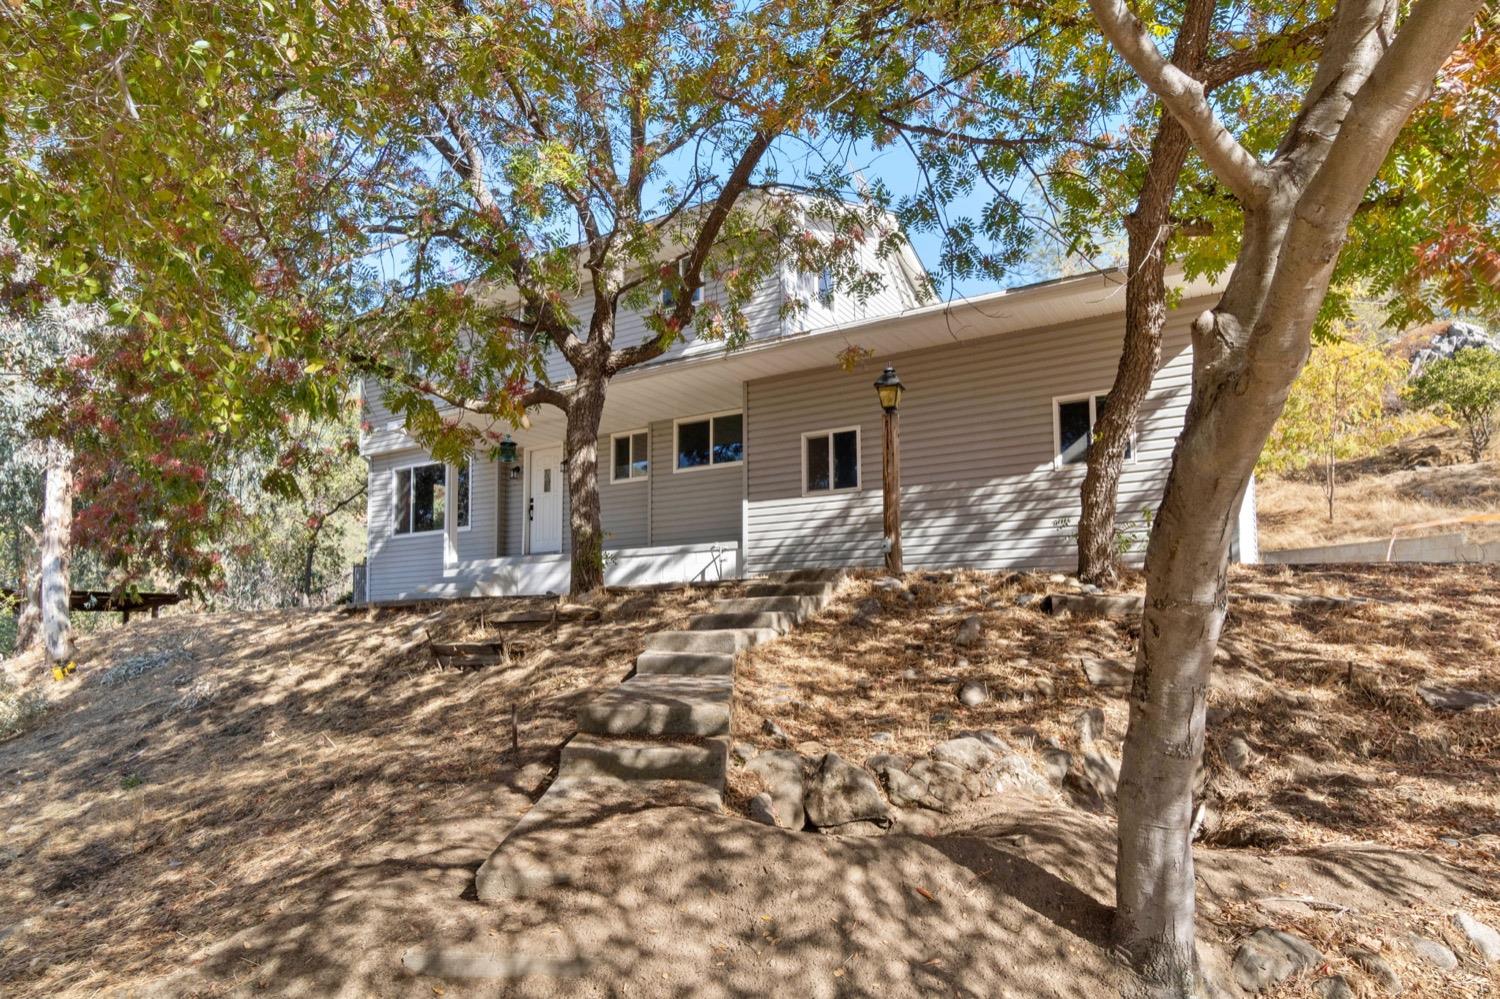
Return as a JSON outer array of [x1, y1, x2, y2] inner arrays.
[[474, 569, 843, 901]]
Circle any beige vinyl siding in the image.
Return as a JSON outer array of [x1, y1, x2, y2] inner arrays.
[[365, 448, 500, 601], [782, 235, 919, 333], [600, 432, 651, 548], [649, 417, 743, 546], [359, 379, 418, 454], [743, 308, 1197, 575]]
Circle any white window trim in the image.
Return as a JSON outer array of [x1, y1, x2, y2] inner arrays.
[[800, 426, 862, 496], [672, 409, 745, 474], [390, 457, 473, 537], [608, 428, 650, 484], [1051, 392, 1135, 471]]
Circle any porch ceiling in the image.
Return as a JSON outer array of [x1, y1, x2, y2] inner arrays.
[[441, 267, 1225, 452]]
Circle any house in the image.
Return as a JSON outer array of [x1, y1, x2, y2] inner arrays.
[[357, 226, 1255, 601]]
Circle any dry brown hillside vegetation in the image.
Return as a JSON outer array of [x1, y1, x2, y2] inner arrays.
[[0, 566, 1496, 998], [1258, 426, 1500, 551]]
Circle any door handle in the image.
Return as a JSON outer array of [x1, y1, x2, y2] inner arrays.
[[528, 497, 534, 522]]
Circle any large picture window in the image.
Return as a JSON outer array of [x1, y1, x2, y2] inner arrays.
[[393, 459, 470, 535], [802, 427, 860, 494], [1053, 393, 1133, 468], [611, 429, 650, 483], [674, 412, 743, 471]]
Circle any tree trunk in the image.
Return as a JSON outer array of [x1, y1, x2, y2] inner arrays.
[[40, 452, 74, 667], [565, 376, 608, 597], [301, 521, 321, 604], [1077, 0, 1210, 587]]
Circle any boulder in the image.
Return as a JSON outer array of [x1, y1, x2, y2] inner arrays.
[[761, 718, 792, 746], [1349, 950, 1403, 994], [1313, 976, 1354, 999], [1417, 685, 1500, 712], [954, 729, 1009, 754], [954, 614, 984, 647], [1080, 657, 1133, 690], [803, 753, 892, 832], [731, 742, 758, 766], [746, 751, 806, 830], [1039, 747, 1072, 785], [932, 736, 996, 772], [1232, 928, 1323, 993], [748, 793, 778, 826], [1402, 934, 1457, 970], [869, 731, 893, 744], [957, 680, 988, 707], [1074, 706, 1106, 744], [864, 753, 911, 778], [881, 766, 944, 811], [1222, 733, 1255, 772], [1014, 593, 1037, 608], [850, 597, 882, 627], [1453, 911, 1500, 963], [907, 759, 969, 810], [1080, 747, 1120, 806]]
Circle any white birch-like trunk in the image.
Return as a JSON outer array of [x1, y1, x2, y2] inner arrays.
[[40, 451, 74, 667]]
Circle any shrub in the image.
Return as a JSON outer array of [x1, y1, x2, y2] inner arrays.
[[1406, 348, 1500, 462]]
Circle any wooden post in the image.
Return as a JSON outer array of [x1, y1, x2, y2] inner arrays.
[[882, 407, 903, 575]]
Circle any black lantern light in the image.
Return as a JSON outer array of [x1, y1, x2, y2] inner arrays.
[[873, 366, 905, 412]]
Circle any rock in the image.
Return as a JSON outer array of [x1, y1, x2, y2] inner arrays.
[[1417, 684, 1500, 712], [907, 759, 969, 810], [890, 807, 943, 836], [869, 731, 893, 744], [901, 667, 920, 681], [865, 753, 911, 777], [803, 753, 892, 831], [954, 729, 1008, 754], [1033, 677, 1055, 699], [746, 751, 806, 830], [1014, 593, 1037, 608], [1223, 734, 1254, 772], [954, 614, 984, 647], [1080, 748, 1119, 806], [929, 711, 953, 725], [731, 742, 759, 765], [1453, 911, 1500, 963], [956, 680, 988, 707], [1408, 320, 1499, 378], [1047, 573, 1067, 584], [1349, 950, 1403, 994], [1074, 707, 1106, 744], [872, 576, 905, 592], [932, 736, 996, 772], [851, 597, 882, 626], [1080, 657, 1133, 690], [794, 740, 829, 757], [881, 766, 944, 811], [748, 793, 778, 826], [761, 718, 791, 746], [1232, 928, 1323, 993], [1039, 747, 1072, 784], [932, 603, 962, 616], [1313, 976, 1354, 999], [1190, 800, 1222, 841], [1402, 934, 1458, 970]]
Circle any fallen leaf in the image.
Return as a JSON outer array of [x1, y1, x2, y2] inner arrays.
[[912, 884, 937, 903]]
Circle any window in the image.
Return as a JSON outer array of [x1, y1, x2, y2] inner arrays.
[[817, 267, 834, 299], [1054, 393, 1133, 468], [611, 429, 650, 483], [393, 459, 470, 534], [660, 259, 704, 307], [803, 427, 860, 494], [675, 412, 743, 471]]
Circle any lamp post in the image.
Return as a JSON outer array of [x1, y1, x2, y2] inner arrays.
[[873, 365, 905, 575]]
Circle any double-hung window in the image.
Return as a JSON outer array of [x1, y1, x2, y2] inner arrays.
[[611, 430, 650, 483], [674, 412, 743, 471], [802, 427, 860, 494], [1054, 393, 1133, 468], [393, 459, 470, 534]]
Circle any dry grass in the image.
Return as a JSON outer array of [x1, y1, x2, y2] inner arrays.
[[0, 585, 736, 998], [1259, 427, 1500, 551], [734, 564, 1500, 997]]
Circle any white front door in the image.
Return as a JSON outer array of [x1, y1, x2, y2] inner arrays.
[[527, 446, 564, 554]]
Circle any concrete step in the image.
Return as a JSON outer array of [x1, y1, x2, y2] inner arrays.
[[577, 674, 733, 736], [712, 595, 821, 618], [558, 734, 727, 787], [635, 650, 736, 676], [687, 611, 795, 633], [743, 580, 837, 599], [644, 628, 778, 654]]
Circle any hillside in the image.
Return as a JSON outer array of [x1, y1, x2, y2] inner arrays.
[[1, 566, 1497, 997], [1258, 426, 1500, 552]]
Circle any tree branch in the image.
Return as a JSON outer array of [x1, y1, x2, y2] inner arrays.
[[1201, 19, 1332, 91], [1085, 0, 1273, 204]]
